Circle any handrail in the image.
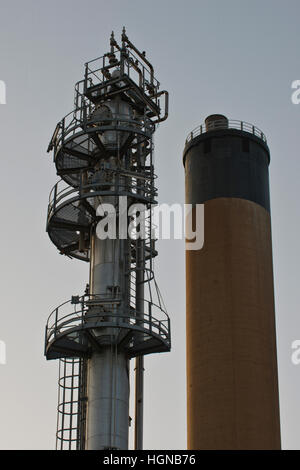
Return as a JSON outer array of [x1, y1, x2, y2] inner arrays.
[[45, 294, 170, 348], [47, 178, 157, 222], [185, 119, 267, 144], [48, 110, 154, 155], [84, 48, 160, 93], [48, 48, 163, 155], [47, 294, 169, 325]]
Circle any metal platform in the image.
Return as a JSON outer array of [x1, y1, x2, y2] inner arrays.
[[45, 294, 170, 360], [47, 176, 158, 261], [50, 112, 155, 188]]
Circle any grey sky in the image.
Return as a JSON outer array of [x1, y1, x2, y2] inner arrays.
[[0, 0, 299, 449]]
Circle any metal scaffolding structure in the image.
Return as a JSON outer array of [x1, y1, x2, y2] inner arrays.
[[45, 29, 170, 450]]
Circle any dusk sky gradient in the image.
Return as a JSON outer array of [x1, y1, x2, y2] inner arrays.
[[0, 0, 300, 449]]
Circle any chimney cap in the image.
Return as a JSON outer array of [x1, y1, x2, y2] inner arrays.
[[205, 114, 228, 131]]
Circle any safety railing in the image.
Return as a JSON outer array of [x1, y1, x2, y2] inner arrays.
[[185, 119, 267, 144], [47, 177, 157, 224], [45, 294, 170, 352], [83, 48, 160, 103], [48, 107, 154, 155]]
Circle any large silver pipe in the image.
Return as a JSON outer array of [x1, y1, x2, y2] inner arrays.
[[85, 347, 129, 449], [85, 193, 130, 449]]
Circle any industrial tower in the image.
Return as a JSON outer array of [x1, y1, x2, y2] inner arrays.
[[45, 29, 170, 450], [184, 115, 281, 449]]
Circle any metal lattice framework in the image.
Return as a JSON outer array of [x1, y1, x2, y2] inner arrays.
[[45, 29, 170, 449]]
